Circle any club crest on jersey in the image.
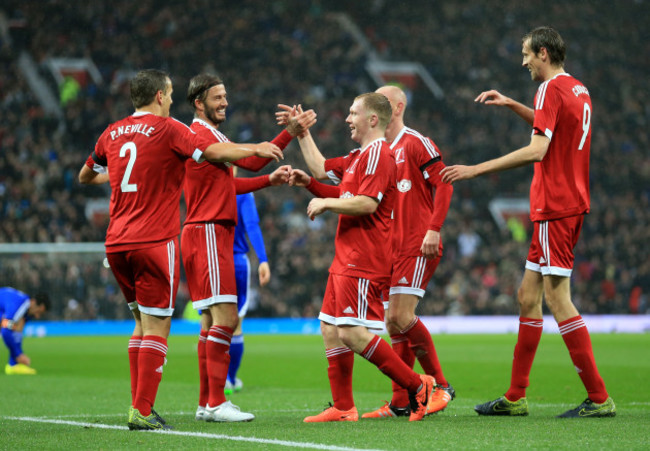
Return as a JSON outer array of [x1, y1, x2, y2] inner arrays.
[[397, 179, 412, 193], [340, 191, 354, 199]]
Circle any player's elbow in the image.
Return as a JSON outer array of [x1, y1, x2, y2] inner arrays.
[[78, 167, 93, 184], [530, 148, 546, 162], [529, 136, 550, 162], [357, 196, 379, 215]]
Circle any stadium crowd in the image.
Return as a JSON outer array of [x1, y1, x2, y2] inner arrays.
[[0, 0, 648, 319]]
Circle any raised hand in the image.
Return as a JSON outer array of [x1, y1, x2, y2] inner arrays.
[[275, 104, 295, 126], [287, 107, 317, 137]]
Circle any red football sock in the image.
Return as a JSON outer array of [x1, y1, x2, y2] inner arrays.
[[389, 334, 414, 408], [361, 335, 421, 393], [558, 316, 609, 403], [134, 335, 167, 416], [198, 329, 209, 407], [505, 317, 543, 401], [207, 325, 233, 408], [402, 317, 447, 387], [326, 347, 355, 410], [128, 336, 142, 405]]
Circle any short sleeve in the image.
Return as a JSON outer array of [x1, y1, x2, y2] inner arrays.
[[324, 155, 348, 185], [532, 82, 561, 140], [168, 117, 212, 162]]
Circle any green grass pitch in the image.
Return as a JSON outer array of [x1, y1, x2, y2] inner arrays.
[[1, 333, 649, 450]]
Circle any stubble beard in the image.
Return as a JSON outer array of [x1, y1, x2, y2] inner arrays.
[[206, 107, 226, 126]]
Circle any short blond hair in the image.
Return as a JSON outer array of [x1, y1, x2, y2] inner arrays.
[[355, 92, 392, 130]]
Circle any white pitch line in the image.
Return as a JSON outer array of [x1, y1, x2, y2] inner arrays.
[[44, 409, 314, 419], [4, 417, 386, 451]]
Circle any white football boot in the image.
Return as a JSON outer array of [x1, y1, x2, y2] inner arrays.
[[205, 401, 254, 422]]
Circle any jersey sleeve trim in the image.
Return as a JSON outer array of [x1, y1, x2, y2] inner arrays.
[[91, 151, 107, 167], [12, 300, 30, 322], [419, 156, 441, 173], [326, 170, 341, 184]]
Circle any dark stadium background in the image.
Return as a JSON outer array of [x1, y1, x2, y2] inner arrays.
[[0, 0, 647, 320]]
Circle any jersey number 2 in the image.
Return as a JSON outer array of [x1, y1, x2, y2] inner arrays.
[[578, 102, 591, 150], [119, 142, 137, 192]]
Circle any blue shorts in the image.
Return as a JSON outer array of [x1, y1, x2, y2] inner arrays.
[[234, 253, 251, 317]]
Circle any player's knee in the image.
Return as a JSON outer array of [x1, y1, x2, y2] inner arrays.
[[386, 309, 414, 332], [211, 307, 238, 329], [336, 327, 360, 349], [385, 320, 400, 335], [517, 286, 540, 313], [320, 322, 338, 343]]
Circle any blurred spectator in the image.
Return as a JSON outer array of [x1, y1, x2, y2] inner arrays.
[[0, 0, 647, 318]]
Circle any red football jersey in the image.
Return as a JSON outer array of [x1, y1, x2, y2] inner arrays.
[[91, 112, 211, 251], [390, 127, 451, 257], [184, 119, 238, 224], [530, 73, 591, 221], [324, 138, 396, 282]]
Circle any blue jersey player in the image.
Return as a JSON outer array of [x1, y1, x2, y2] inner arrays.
[[226, 192, 270, 394], [1, 287, 49, 375]]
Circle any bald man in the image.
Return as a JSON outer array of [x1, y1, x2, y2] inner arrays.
[[362, 86, 455, 419]]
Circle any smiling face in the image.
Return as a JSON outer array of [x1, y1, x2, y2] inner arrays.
[[201, 84, 228, 125], [345, 98, 371, 144], [522, 38, 545, 82]]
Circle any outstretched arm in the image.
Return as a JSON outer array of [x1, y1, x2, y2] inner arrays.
[[203, 141, 283, 164], [440, 134, 550, 184], [475, 90, 534, 126], [234, 165, 291, 194]]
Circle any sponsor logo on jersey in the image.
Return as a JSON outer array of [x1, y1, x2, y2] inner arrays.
[[343, 306, 355, 314], [395, 147, 405, 164], [398, 276, 409, 285], [346, 159, 360, 174], [397, 179, 412, 193], [340, 191, 354, 199]]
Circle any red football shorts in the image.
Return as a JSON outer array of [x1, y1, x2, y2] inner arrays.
[[525, 215, 584, 277], [319, 273, 386, 330], [389, 255, 440, 298], [107, 238, 180, 317], [181, 222, 237, 310]]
